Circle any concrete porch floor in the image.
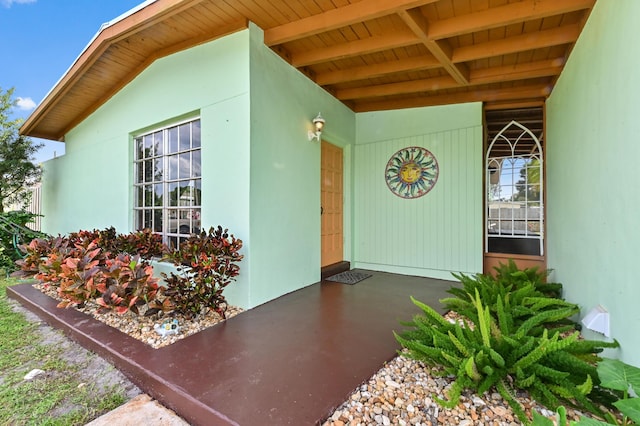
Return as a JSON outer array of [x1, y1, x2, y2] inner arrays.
[[8, 270, 456, 425]]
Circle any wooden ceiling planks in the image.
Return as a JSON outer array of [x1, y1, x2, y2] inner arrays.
[[21, 0, 597, 141]]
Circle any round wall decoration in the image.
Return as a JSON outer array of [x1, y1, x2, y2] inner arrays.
[[385, 146, 439, 199]]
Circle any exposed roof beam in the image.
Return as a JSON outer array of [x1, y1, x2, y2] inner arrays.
[[484, 100, 545, 111], [354, 84, 551, 112], [337, 58, 563, 101], [398, 8, 469, 85], [291, 30, 417, 67], [453, 24, 581, 63], [263, 0, 438, 46], [428, 0, 595, 39], [470, 58, 564, 84], [315, 56, 440, 85], [337, 76, 458, 100]]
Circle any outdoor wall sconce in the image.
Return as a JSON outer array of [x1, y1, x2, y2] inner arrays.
[[308, 112, 325, 142]]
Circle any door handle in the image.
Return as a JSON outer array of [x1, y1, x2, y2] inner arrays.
[[321, 206, 324, 215]]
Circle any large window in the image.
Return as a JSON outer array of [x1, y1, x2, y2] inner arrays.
[[133, 118, 201, 249]]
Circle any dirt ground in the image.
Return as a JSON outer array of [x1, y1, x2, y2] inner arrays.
[[7, 298, 141, 417]]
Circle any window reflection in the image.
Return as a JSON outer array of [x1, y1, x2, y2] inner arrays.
[[192, 121, 201, 148], [179, 124, 190, 151], [168, 127, 178, 154], [133, 118, 202, 246]]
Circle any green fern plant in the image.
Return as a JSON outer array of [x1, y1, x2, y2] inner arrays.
[[443, 263, 577, 336], [493, 259, 563, 298], [535, 359, 640, 426], [395, 291, 619, 425]]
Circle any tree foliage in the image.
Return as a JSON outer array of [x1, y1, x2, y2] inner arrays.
[[0, 87, 43, 212], [513, 158, 541, 203]]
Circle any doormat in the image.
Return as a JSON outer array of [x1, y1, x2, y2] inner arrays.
[[326, 270, 372, 285]]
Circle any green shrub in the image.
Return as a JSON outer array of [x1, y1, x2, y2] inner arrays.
[[492, 259, 563, 298], [535, 359, 640, 426], [443, 266, 578, 337], [395, 290, 619, 425], [0, 211, 46, 272]]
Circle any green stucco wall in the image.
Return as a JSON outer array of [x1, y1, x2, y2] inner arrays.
[[546, 0, 640, 365], [354, 104, 483, 280], [38, 24, 481, 310], [248, 24, 355, 307], [39, 25, 357, 310], [41, 30, 253, 307]]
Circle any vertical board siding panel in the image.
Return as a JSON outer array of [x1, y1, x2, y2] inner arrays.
[[460, 128, 470, 272], [433, 132, 442, 271], [459, 129, 467, 271], [386, 140, 394, 266], [434, 132, 441, 270], [360, 143, 368, 263], [440, 131, 449, 271], [353, 124, 482, 277], [469, 127, 478, 271], [451, 130, 460, 271], [379, 141, 386, 265]]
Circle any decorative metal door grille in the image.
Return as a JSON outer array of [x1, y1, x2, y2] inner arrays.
[[485, 119, 544, 256]]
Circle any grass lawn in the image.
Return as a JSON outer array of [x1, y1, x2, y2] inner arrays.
[[0, 275, 135, 425]]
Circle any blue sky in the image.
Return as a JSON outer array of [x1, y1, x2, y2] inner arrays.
[[1, 0, 143, 162]]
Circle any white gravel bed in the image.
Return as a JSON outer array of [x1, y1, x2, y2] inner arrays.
[[33, 283, 243, 349], [322, 351, 598, 426]]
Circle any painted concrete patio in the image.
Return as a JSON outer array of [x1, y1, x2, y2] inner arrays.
[[8, 270, 456, 425]]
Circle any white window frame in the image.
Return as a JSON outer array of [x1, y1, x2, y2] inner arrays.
[[133, 117, 201, 249]]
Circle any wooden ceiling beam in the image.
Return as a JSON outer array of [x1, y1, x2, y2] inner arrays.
[[315, 56, 440, 85], [453, 24, 581, 63], [398, 8, 469, 85], [337, 75, 458, 100], [470, 58, 564, 84], [428, 0, 594, 40], [263, 0, 439, 46], [291, 30, 418, 67], [336, 58, 562, 101], [484, 100, 545, 111], [354, 84, 550, 112]]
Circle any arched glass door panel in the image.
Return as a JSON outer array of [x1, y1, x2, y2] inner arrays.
[[486, 120, 543, 256]]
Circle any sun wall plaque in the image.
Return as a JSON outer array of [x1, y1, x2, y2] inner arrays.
[[385, 146, 439, 199]]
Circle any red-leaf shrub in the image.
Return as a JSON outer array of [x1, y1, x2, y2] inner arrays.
[[95, 254, 160, 315], [159, 226, 243, 319], [14, 225, 243, 319], [14, 229, 164, 314]]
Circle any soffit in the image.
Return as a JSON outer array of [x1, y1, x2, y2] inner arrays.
[[21, 0, 596, 141]]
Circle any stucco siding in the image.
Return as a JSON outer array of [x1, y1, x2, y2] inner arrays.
[[248, 24, 356, 308], [546, 0, 640, 365], [41, 29, 253, 307]]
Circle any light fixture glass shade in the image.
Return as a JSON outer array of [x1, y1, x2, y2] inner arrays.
[[308, 112, 325, 141], [313, 113, 325, 132]]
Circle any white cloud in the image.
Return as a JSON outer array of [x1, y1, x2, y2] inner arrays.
[[16, 97, 37, 111], [1, 0, 36, 7]]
